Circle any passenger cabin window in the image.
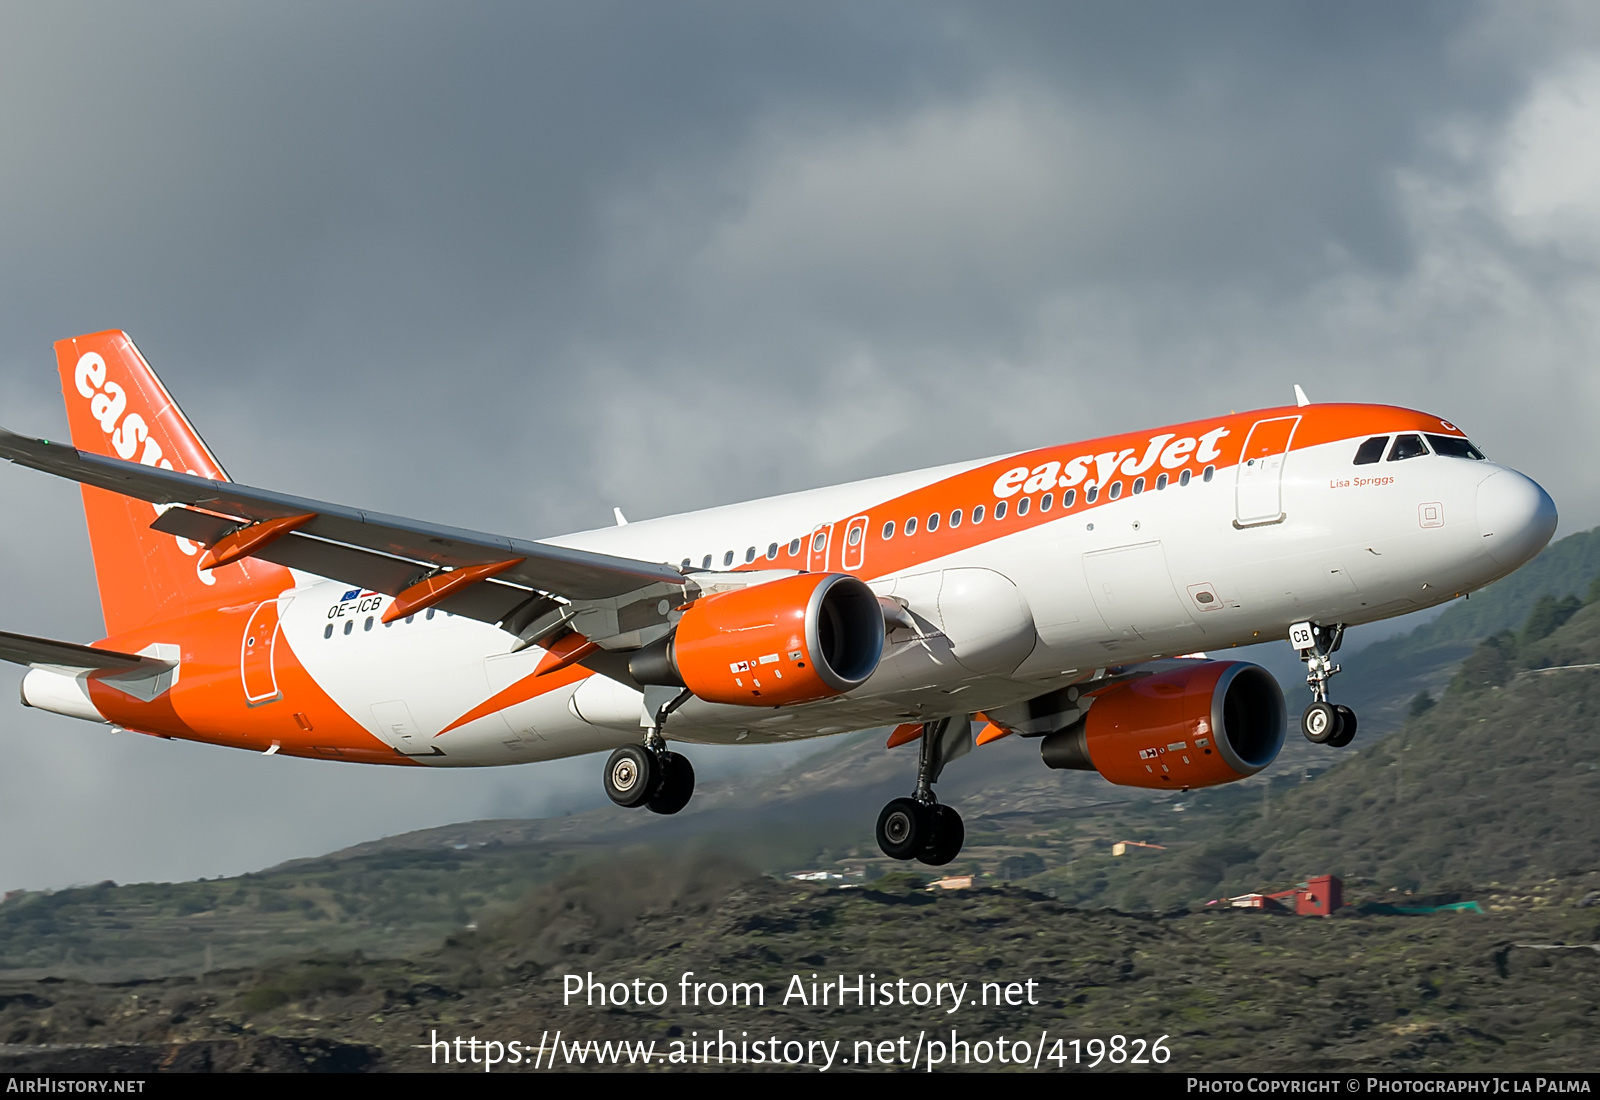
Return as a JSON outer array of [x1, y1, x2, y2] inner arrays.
[[1179, 469, 1191, 487], [1388, 434, 1428, 461], [681, 558, 691, 571], [1132, 478, 1144, 495], [702, 554, 713, 570], [1426, 435, 1486, 460], [927, 512, 939, 532], [906, 516, 918, 535], [1353, 436, 1389, 465], [1062, 489, 1075, 507], [993, 501, 1006, 520], [847, 526, 862, 546], [950, 509, 962, 527], [1203, 465, 1215, 482], [1040, 493, 1053, 511], [724, 550, 736, 566], [1086, 485, 1099, 503], [1108, 481, 1123, 500], [1155, 473, 1168, 490], [788, 539, 801, 556], [767, 543, 779, 560], [973, 504, 985, 523], [1016, 497, 1030, 516], [882, 520, 895, 539], [745, 546, 756, 563]]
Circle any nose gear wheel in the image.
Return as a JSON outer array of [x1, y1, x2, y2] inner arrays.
[[1290, 621, 1359, 749]]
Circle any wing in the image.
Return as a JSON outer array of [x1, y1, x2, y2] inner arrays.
[[0, 427, 686, 643]]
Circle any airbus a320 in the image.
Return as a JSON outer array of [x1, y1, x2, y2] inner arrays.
[[0, 332, 1558, 865]]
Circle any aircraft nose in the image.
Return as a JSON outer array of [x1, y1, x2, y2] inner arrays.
[[1477, 469, 1558, 569]]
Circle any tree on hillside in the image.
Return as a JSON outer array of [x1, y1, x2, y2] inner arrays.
[[1451, 631, 1517, 693], [1521, 594, 1582, 646]]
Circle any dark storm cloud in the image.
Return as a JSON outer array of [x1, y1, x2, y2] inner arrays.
[[0, 1, 1596, 888]]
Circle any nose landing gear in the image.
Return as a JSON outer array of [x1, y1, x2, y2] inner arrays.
[[1289, 621, 1357, 748], [874, 717, 969, 866]]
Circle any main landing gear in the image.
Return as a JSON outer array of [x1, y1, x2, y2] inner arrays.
[[602, 687, 696, 816], [1289, 620, 1357, 749], [875, 717, 968, 867]]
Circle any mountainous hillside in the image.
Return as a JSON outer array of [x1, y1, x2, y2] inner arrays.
[[1328, 525, 1600, 733], [0, 852, 1595, 1073]]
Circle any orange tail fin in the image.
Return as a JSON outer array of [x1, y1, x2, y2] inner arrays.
[[54, 331, 291, 636]]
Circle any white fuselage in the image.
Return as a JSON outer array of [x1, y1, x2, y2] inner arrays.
[[283, 427, 1549, 766]]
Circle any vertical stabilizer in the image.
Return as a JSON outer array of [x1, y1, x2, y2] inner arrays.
[[54, 331, 291, 636]]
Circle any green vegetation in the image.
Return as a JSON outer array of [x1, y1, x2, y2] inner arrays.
[[0, 842, 584, 980], [0, 855, 1596, 1072]]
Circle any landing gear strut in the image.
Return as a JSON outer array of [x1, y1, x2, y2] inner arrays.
[[602, 686, 696, 815], [1289, 621, 1357, 748], [875, 717, 968, 866]]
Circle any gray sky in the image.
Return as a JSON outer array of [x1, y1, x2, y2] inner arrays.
[[0, 2, 1596, 890]]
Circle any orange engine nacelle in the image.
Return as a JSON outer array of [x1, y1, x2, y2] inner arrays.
[[1040, 661, 1285, 790], [628, 573, 885, 706]]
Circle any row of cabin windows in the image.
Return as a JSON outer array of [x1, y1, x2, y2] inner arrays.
[[883, 465, 1215, 538], [883, 464, 1214, 540], [680, 539, 804, 572], [1353, 433, 1487, 465], [322, 607, 441, 639], [674, 463, 1219, 571]]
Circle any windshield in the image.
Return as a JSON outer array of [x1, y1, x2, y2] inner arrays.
[[1425, 434, 1486, 460]]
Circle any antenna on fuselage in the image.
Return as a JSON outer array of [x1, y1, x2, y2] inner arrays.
[[613, 507, 629, 526], [1294, 384, 1311, 407]]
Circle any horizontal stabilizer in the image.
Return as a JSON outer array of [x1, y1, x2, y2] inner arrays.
[[0, 629, 173, 675]]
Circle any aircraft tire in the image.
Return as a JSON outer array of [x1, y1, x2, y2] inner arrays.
[[647, 752, 696, 815], [1300, 701, 1341, 745], [919, 805, 965, 867], [1327, 705, 1358, 748], [604, 745, 658, 808], [876, 798, 930, 860]]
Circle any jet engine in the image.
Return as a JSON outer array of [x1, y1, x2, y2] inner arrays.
[[629, 572, 884, 706], [1040, 660, 1284, 790]]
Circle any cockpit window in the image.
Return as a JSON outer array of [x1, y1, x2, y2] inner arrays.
[[1387, 434, 1428, 461], [1425, 434, 1486, 461], [1353, 436, 1388, 465]]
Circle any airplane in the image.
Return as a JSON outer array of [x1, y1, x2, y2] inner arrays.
[[0, 331, 1558, 866]]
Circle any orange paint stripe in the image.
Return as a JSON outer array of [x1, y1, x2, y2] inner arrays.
[[438, 660, 592, 736], [731, 403, 1458, 585], [382, 558, 523, 623], [534, 631, 599, 677]]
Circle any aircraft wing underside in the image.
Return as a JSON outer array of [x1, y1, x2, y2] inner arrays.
[[0, 428, 685, 633]]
